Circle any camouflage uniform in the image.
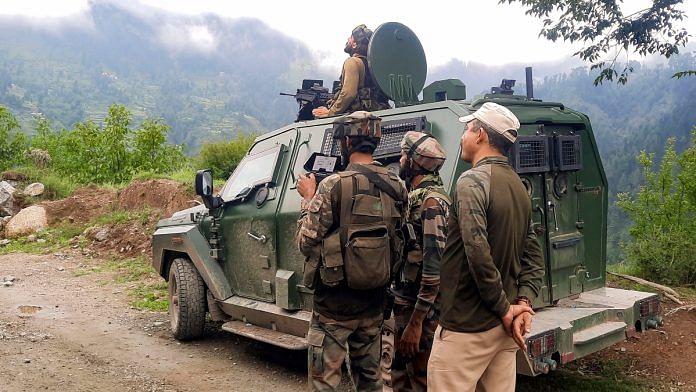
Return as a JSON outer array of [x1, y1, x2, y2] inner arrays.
[[391, 132, 450, 392], [296, 112, 408, 391]]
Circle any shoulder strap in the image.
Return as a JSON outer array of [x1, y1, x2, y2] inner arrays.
[[352, 165, 403, 204], [358, 56, 370, 87], [338, 172, 354, 249]]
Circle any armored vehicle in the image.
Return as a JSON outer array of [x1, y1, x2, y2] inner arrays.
[[151, 22, 662, 376]]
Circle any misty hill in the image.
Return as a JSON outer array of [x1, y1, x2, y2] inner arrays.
[[0, 2, 327, 151]]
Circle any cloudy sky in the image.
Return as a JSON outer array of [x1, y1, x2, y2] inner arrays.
[[2, 0, 694, 71]]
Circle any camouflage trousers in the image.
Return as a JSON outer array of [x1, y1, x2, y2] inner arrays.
[[392, 301, 438, 392], [307, 312, 383, 392]]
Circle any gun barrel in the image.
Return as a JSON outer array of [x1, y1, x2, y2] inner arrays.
[[279, 92, 295, 97]]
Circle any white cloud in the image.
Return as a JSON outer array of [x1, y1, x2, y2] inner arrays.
[[157, 23, 218, 53]]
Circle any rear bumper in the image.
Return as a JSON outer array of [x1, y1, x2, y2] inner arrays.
[[517, 287, 661, 376]]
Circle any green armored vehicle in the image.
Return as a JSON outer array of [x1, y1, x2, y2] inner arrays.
[[151, 22, 662, 376]]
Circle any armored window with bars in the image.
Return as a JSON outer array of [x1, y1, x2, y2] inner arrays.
[[320, 116, 428, 159]]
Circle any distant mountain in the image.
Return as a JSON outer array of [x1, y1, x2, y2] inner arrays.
[[0, 2, 329, 151]]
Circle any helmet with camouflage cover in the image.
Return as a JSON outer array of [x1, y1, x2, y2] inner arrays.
[[332, 111, 382, 139], [400, 131, 446, 172]]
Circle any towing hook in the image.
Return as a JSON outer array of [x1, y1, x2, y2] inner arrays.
[[646, 316, 663, 329]]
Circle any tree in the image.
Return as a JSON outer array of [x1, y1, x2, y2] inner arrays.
[[616, 129, 696, 285], [501, 0, 692, 84], [0, 106, 28, 171]]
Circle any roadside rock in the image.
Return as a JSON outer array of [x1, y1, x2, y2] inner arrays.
[[3, 275, 16, 282], [4, 206, 48, 238], [24, 182, 45, 197], [0, 180, 16, 195], [0, 180, 15, 207], [0, 239, 10, 246], [0, 205, 12, 217], [95, 229, 109, 242]]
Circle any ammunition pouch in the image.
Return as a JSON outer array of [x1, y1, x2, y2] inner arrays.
[[402, 248, 422, 283], [344, 223, 391, 290], [320, 231, 344, 287], [302, 255, 320, 290]]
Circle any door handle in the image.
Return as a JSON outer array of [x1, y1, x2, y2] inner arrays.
[[247, 232, 267, 244]]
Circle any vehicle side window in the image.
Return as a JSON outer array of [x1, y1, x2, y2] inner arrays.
[[220, 145, 282, 201]]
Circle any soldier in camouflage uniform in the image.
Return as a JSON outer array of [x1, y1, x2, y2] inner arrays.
[[312, 25, 390, 118], [295, 111, 408, 391], [391, 131, 450, 392]]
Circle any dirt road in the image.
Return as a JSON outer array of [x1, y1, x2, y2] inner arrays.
[[0, 253, 308, 392]]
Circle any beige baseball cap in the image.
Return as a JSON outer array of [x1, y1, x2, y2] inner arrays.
[[458, 102, 520, 143]]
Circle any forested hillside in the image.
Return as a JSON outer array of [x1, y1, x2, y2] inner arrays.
[[0, 2, 326, 152], [534, 55, 696, 259]]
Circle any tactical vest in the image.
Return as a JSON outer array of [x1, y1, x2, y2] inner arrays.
[[319, 164, 406, 290], [398, 175, 451, 292], [334, 55, 391, 113]]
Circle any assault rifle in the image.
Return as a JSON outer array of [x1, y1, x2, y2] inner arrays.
[[280, 79, 335, 122]]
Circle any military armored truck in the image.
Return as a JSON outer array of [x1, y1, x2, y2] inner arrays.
[[151, 22, 662, 376]]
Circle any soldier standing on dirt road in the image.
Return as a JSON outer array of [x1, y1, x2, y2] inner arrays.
[[295, 111, 408, 391], [390, 131, 450, 392]]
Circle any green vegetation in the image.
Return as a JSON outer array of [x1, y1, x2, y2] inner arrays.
[[517, 358, 647, 391], [0, 107, 28, 171], [501, 0, 691, 85], [0, 224, 86, 255], [30, 104, 186, 185], [130, 282, 169, 312], [196, 133, 256, 180], [617, 130, 696, 285]]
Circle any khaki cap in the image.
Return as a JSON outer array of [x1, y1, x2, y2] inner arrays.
[[458, 102, 520, 143]]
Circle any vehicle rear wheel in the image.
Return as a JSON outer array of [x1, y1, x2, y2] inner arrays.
[[168, 257, 206, 340]]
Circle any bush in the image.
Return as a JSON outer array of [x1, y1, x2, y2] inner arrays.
[[196, 133, 255, 180], [617, 128, 696, 285], [0, 107, 28, 171], [29, 105, 186, 185]]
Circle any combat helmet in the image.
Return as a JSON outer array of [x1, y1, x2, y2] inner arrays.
[[332, 111, 382, 139], [400, 131, 446, 172]]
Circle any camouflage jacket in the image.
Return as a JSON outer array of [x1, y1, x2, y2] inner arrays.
[[295, 161, 408, 320], [392, 174, 450, 313]]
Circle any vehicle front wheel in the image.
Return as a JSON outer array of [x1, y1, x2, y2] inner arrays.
[[168, 257, 206, 340]]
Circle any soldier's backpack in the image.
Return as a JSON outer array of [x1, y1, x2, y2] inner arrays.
[[320, 165, 405, 290]]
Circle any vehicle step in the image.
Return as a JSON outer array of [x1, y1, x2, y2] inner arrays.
[[573, 321, 626, 346], [221, 320, 308, 350]]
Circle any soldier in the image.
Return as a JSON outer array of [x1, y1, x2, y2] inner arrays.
[[391, 131, 450, 392], [295, 111, 408, 391], [427, 102, 545, 392], [312, 25, 390, 118]]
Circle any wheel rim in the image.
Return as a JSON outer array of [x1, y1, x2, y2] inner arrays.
[[169, 273, 179, 329]]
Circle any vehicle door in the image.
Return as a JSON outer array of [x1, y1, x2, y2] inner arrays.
[[217, 130, 296, 302]]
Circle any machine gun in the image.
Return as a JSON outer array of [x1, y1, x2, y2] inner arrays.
[[280, 79, 335, 122]]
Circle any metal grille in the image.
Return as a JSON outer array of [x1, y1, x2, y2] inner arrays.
[[555, 135, 582, 171], [528, 331, 556, 359], [508, 136, 550, 174], [320, 116, 428, 159], [639, 297, 660, 317]]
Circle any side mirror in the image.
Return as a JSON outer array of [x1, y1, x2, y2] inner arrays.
[[195, 169, 222, 209], [195, 169, 214, 197]]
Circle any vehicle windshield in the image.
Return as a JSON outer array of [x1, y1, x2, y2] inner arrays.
[[220, 145, 281, 201]]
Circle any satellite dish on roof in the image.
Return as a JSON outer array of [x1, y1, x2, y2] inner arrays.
[[367, 22, 427, 106]]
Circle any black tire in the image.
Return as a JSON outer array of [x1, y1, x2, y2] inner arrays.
[[168, 257, 206, 340]]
